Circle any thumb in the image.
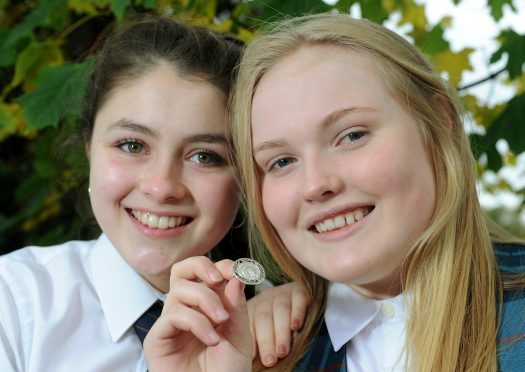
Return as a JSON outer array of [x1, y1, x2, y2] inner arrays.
[[223, 277, 247, 312]]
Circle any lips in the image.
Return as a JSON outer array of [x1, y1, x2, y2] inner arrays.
[[311, 207, 372, 233], [130, 209, 191, 230]]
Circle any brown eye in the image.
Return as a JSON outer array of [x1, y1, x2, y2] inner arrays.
[[189, 150, 225, 166], [120, 141, 143, 154]]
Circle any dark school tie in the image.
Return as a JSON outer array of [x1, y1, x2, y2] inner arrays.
[[133, 300, 164, 345]]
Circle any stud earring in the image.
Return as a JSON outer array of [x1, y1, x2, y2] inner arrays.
[[88, 187, 91, 193]]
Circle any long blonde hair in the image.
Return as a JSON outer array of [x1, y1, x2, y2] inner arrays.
[[230, 13, 521, 371]]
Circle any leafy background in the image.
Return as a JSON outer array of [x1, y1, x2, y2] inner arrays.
[[1, 0, 524, 254]]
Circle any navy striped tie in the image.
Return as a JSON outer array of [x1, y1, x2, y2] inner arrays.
[[133, 300, 164, 345]]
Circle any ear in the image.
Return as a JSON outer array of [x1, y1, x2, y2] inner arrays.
[[433, 93, 454, 131]]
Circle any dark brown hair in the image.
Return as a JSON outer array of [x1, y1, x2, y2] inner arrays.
[[81, 16, 242, 143]]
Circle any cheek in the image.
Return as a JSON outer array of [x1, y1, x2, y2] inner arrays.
[[261, 177, 297, 230], [198, 174, 239, 223], [89, 151, 135, 201], [365, 142, 436, 221]]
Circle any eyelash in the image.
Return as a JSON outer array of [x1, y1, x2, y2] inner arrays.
[[265, 130, 367, 173], [188, 149, 226, 166], [339, 130, 366, 145], [267, 156, 296, 172], [115, 138, 146, 154]]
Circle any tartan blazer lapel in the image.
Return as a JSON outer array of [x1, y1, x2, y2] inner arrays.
[[294, 320, 346, 371], [495, 243, 525, 371]]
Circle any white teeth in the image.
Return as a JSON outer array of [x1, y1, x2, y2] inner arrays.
[[158, 216, 169, 229], [314, 208, 369, 233], [345, 213, 355, 225], [334, 215, 346, 228], [147, 214, 158, 228], [131, 210, 186, 230]]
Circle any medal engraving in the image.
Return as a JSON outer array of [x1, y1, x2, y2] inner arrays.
[[233, 258, 265, 285]]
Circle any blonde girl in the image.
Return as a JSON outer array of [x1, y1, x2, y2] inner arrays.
[[230, 12, 525, 371]]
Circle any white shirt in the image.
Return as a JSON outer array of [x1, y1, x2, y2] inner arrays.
[[325, 282, 407, 372], [0, 234, 162, 372]]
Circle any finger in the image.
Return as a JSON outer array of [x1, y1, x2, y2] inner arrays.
[[146, 303, 222, 350], [166, 279, 230, 324], [169, 256, 225, 286], [247, 300, 258, 359], [222, 277, 246, 311], [290, 286, 310, 331], [220, 278, 252, 359], [214, 259, 235, 281], [272, 296, 292, 358], [253, 304, 277, 367]]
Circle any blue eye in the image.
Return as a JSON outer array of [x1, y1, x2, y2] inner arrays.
[[269, 157, 295, 171], [341, 131, 366, 144], [189, 150, 225, 166], [117, 139, 144, 154]]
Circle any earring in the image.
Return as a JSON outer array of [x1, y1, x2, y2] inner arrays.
[[88, 187, 91, 193]]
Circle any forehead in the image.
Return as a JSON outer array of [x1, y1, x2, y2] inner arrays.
[[94, 65, 228, 136], [251, 45, 389, 122], [253, 44, 386, 100]]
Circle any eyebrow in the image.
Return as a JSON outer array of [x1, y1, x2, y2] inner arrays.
[[106, 118, 228, 145], [183, 134, 228, 145], [320, 106, 377, 128], [253, 106, 376, 155], [107, 119, 158, 137]]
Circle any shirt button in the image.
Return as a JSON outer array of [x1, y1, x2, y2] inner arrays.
[[381, 302, 396, 318]]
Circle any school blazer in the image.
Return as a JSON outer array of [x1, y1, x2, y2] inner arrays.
[[295, 243, 525, 372]]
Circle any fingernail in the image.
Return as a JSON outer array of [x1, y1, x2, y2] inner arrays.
[[264, 354, 277, 366], [292, 319, 302, 330], [208, 270, 222, 282], [277, 344, 288, 357], [216, 307, 230, 321], [208, 330, 221, 344]]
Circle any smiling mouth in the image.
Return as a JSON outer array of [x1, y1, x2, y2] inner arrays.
[[310, 207, 373, 233], [130, 209, 192, 230]]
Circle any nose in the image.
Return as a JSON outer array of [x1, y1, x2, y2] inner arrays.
[[139, 159, 187, 201], [302, 157, 343, 202]]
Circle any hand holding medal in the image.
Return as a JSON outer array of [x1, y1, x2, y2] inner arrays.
[[233, 258, 266, 285]]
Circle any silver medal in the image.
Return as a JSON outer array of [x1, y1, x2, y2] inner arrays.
[[233, 258, 266, 285]]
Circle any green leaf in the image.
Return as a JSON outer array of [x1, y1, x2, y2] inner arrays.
[[16, 59, 95, 130], [0, 46, 16, 67], [11, 40, 64, 88], [490, 29, 525, 80], [470, 134, 503, 171], [488, 0, 515, 21], [470, 93, 525, 171], [67, 0, 99, 14], [488, 93, 525, 155], [136, 0, 158, 9], [356, 0, 389, 23], [432, 48, 473, 87], [0, 102, 23, 140], [399, 1, 427, 30], [415, 23, 449, 57], [0, 29, 16, 66], [246, 0, 331, 24], [109, 0, 131, 21], [3, 0, 67, 48]]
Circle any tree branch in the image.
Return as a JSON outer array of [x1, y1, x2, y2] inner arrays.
[[458, 66, 507, 91]]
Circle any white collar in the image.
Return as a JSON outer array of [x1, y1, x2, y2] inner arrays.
[[90, 234, 159, 342], [324, 282, 406, 351]]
